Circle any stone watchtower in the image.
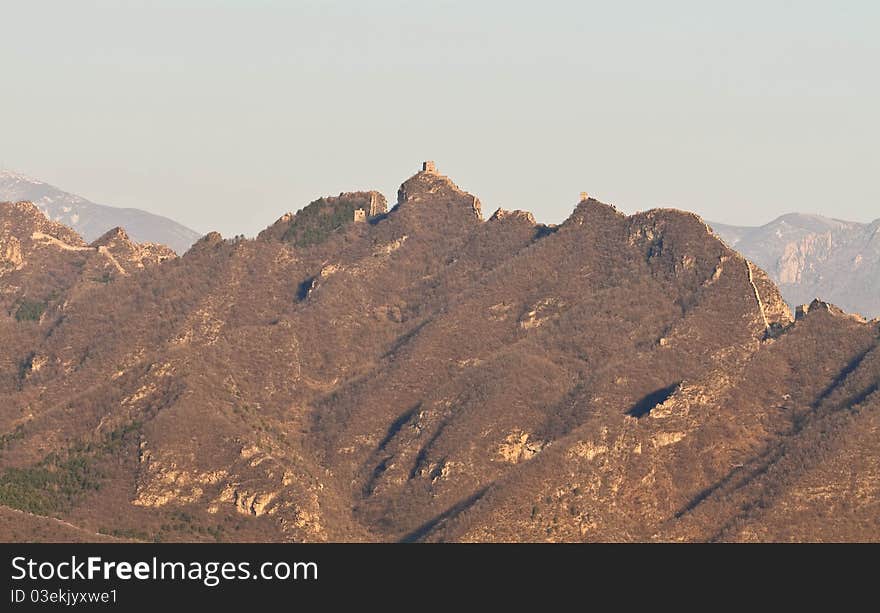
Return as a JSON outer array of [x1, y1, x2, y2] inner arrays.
[[579, 191, 589, 202], [353, 208, 367, 223], [422, 161, 437, 174]]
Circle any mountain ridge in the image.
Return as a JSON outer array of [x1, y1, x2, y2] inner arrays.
[[0, 163, 877, 542], [0, 170, 201, 254]]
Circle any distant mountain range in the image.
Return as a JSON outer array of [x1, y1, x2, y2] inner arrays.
[[711, 213, 880, 319], [0, 170, 201, 254]]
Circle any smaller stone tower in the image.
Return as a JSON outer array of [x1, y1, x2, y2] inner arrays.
[[353, 208, 367, 223], [422, 161, 437, 174], [579, 191, 589, 202]]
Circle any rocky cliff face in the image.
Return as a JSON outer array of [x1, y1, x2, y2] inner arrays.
[[0, 168, 877, 542], [712, 213, 880, 318]]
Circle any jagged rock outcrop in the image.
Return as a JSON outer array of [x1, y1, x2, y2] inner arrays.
[[185, 231, 225, 255], [489, 209, 537, 225], [795, 298, 866, 323]]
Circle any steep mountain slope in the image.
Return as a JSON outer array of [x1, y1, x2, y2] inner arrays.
[[0, 171, 201, 254], [0, 164, 877, 542], [712, 214, 880, 318]]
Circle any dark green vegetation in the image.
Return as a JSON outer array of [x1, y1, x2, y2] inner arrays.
[[0, 422, 142, 515], [282, 193, 379, 247], [100, 510, 227, 543], [14, 299, 45, 322], [0, 425, 25, 452], [0, 452, 101, 515]]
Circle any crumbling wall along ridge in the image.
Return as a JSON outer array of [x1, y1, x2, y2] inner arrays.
[[745, 260, 770, 330]]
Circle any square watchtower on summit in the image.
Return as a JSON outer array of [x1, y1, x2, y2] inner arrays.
[[422, 161, 437, 174]]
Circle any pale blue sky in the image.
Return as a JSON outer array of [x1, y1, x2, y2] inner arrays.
[[1, 1, 878, 236]]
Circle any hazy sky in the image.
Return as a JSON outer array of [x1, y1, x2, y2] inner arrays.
[[2, 1, 878, 236]]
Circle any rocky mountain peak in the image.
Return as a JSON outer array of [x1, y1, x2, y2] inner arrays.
[[489, 208, 536, 225], [90, 226, 131, 248], [3, 199, 42, 217], [1, 199, 50, 225], [1, 200, 87, 248], [89, 225, 176, 269], [396, 162, 483, 222], [564, 196, 626, 227], [187, 231, 224, 253], [795, 298, 867, 323]]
